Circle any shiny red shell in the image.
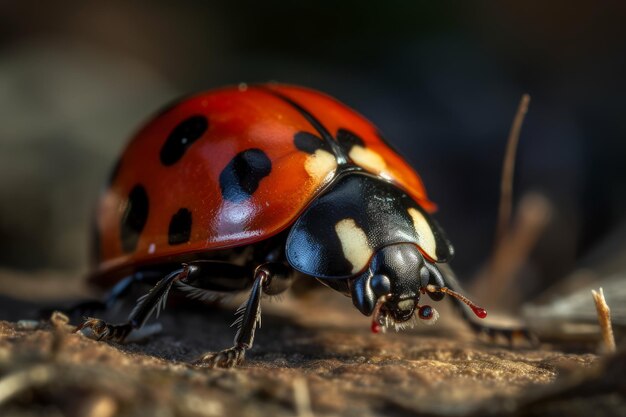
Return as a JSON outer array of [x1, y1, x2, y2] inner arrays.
[[92, 84, 436, 286]]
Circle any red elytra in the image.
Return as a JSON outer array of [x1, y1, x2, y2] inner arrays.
[[92, 84, 437, 287]]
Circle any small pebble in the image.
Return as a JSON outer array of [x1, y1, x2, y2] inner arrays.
[[50, 311, 70, 326], [16, 320, 40, 330], [80, 395, 118, 417]]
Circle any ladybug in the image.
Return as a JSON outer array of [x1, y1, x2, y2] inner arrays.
[[78, 84, 501, 368]]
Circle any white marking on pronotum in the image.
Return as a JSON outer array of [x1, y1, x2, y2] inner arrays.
[[304, 149, 337, 181], [335, 218, 373, 274], [148, 243, 156, 254], [349, 146, 386, 172], [408, 208, 438, 261]]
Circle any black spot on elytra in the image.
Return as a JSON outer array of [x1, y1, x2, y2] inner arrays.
[[160, 115, 208, 166], [336, 128, 365, 152], [220, 149, 272, 202], [168, 208, 192, 245], [294, 131, 331, 154], [120, 185, 149, 253]]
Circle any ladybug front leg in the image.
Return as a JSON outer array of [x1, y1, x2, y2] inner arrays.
[[76, 268, 186, 342], [194, 262, 292, 368]]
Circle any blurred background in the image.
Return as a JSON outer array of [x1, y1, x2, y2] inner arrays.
[[1, 1, 625, 318]]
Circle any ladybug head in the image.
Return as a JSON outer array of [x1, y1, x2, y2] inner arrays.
[[349, 243, 448, 330], [348, 243, 485, 333]]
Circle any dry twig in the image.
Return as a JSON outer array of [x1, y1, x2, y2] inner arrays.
[[496, 94, 531, 245], [293, 377, 314, 417], [470, 94, 552, 307], [0, 364, 56, 405], [591, 287, 616, 354]]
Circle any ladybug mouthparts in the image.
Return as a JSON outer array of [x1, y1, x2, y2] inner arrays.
[[370, 285, 486, 334], [370, 294, 438, 333]]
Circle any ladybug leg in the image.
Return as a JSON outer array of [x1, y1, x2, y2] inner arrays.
[[194, 262, 292, 368], [438, 265, 538, 346], [76, 268, 186, 342]]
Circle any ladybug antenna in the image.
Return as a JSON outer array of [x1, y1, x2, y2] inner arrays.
[[425, 284, 487, 319]]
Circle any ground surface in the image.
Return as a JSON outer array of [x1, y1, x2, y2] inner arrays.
[[0, 270, 623, 417]]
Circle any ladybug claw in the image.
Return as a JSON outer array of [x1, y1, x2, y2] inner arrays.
[[96, 331, 110, 341], [76, 317, 107, 338], [195, 346, 246, 368], [76, 318, 130, 343]]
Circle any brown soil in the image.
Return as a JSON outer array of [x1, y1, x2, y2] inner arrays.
[[0, 271, 623, 417]]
